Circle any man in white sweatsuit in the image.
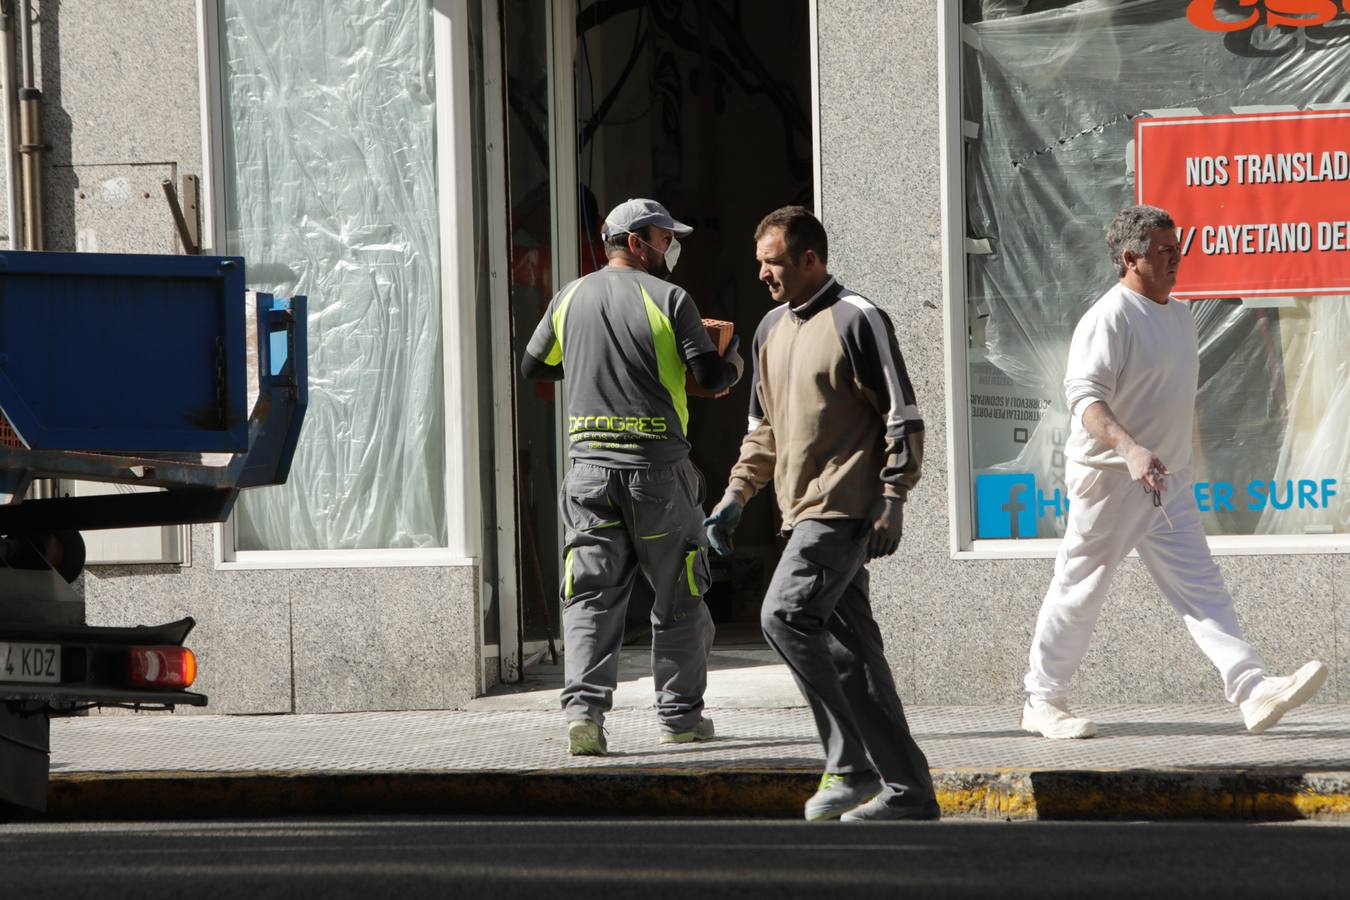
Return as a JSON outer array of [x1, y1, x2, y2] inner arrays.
[[1022, 204, 1327, 740]]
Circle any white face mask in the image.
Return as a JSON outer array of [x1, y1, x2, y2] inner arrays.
[[636, 233, 681, 275]]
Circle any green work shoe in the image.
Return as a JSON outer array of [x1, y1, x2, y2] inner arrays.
[[804, 771, 882, 821], [659, 717, 715, 744], [568, 719, 607, 756]]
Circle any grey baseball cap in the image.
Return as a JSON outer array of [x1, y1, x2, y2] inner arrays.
[[601, 198, 693, 239]]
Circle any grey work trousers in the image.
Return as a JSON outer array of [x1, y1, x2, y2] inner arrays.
[[558, 460, 714, 733], [761, 518, 935, 806]]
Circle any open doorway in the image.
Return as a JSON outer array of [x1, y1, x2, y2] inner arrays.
[[495, 0, 813, 672], [574, 1, 813, 647]]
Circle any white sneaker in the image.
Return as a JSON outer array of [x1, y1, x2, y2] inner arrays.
[[1021, 698, 1098, 740], [804, 772, 882, 821], [659, 717, 715, 744], [1240, 660, 1328, 734]]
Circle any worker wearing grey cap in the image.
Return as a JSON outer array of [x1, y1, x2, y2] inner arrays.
[[521, 198, 744, 756]]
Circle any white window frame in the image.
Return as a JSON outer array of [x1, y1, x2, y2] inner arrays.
[[196, 0, 480, 570], [938, 2, 1350, 559]]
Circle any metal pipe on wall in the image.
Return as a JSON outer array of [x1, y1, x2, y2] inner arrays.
[[16, 0, 39, 250], [15, 0, 27, 84], [12, 0, 45, 502], [0, 2, 21, 248]]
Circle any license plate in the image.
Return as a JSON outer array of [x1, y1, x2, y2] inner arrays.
[[0, 642, 61, 684]]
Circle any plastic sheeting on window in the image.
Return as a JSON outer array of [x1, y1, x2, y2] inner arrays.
[[221, 0, 447, 550], [962, 0, 1350, 539]]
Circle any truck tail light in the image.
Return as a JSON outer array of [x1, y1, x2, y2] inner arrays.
[[128, 646, 197, 688]]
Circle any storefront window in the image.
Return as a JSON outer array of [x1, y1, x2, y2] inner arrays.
[[960, 0, 1350, 541], [220, 0, 447, 551]]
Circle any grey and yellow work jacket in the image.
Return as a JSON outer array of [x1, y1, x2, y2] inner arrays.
[[524, 266, 717, 469], [726, 277, 924, 528]]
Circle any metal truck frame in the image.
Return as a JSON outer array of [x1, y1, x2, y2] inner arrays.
[[0, 250, 307, 813]]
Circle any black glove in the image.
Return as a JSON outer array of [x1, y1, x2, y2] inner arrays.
[[867, 497, 904, 559], [703, 490, 744, 557], [722, 335, 745, 385]]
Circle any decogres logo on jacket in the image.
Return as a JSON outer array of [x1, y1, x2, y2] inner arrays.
[[1187, 0, 1350, 32], [975, 472, 1341, 539]]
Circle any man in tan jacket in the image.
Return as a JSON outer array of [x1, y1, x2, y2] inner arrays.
[[705, 206, 937, 822]]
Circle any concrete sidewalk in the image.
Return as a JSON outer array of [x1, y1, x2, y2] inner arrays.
[[46, 700, 1350, 821]]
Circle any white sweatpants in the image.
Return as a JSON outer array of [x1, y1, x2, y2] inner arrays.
[[1025, 464, 1266, 706]]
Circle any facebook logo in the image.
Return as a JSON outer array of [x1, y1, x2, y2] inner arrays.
[[976, 473, 1038, 539]]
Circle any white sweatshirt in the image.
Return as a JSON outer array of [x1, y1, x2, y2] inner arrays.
[[1063, 283, 1199, 474]]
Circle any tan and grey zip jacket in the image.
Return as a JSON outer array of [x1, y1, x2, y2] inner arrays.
[[726, 277, 924, 528]]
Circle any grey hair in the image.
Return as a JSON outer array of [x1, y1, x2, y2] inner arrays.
[[1105, 205, 1175, 277]]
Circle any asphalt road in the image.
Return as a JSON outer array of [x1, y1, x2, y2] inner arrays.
[[2, 817, 1347, 899]]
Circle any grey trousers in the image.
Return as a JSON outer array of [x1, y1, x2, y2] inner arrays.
[[559, 460, 715, 733], [761, 518, 936, 806]]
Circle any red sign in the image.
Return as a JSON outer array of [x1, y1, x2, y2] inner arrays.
[[1136, 109, 1350, 298], [1188, 0, 1350, 31]]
